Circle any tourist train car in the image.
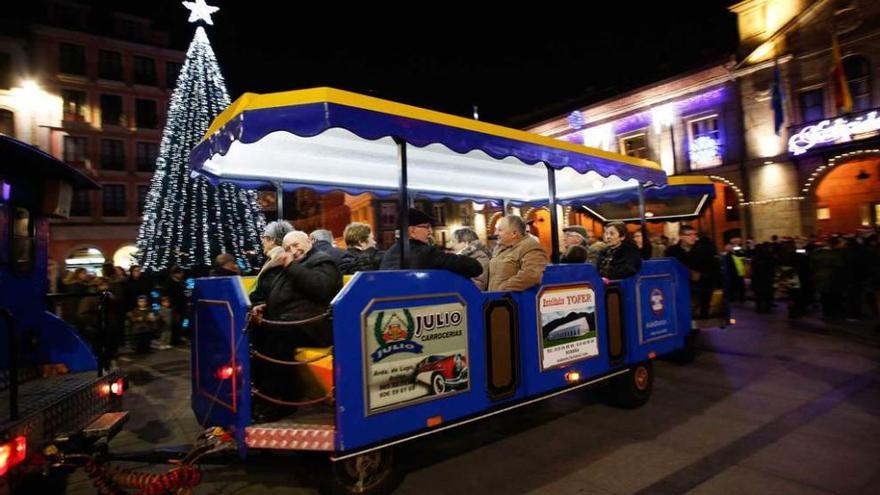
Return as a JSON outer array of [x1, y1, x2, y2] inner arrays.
[[187, 88, 691, 494], [0, 135, 127, 492]]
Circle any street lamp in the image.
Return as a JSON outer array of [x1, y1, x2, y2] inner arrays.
[[16, 79, 46, 144]]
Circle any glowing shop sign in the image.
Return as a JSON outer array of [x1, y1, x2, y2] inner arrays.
[[789, 111, 880, 155]]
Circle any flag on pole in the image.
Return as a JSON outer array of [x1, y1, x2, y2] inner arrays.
[[771, 60, 785, 135], [830, 34, 853, 113]]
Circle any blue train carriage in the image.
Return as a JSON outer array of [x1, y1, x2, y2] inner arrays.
[[574, 175, 730, 331], [188, 88, 691, 493], [0, 136, 127, 490]]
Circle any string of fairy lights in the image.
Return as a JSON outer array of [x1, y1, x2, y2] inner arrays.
[[136, 24, 265, 272]]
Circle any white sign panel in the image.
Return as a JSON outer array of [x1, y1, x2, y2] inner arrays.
[[537, 284, 599, 370]]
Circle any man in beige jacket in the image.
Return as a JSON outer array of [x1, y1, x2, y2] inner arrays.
[[488, 215, 548, 292]]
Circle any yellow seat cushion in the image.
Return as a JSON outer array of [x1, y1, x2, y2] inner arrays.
[[293, 347, 334, 399]]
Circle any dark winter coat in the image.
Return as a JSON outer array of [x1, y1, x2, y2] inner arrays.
[[312, 240, 354, 275], [665, 240, 721, 288], [264, 249, 342, 347], [163, 278, 187, 312], [380, 239, 482, 279], [810, 247, 845, 294], [344, 247, 383, 274], [123, 275, 153, 311], [596, 240, 642, 279]]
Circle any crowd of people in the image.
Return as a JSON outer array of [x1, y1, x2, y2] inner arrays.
[[54, 262, 191, 358], [721, 231, 880, 322]]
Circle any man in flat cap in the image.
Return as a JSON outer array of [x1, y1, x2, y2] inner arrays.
[[380, 208, 483, 279]]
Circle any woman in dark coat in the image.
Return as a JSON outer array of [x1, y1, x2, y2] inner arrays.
[[596, 222, 642, 280], [342, 222, 383, 274]]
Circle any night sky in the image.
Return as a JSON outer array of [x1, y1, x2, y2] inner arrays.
[[7, 1, 741, 127]]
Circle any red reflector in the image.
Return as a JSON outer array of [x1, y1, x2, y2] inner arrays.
[[648, 351, 657, 359], [216, 365, 235, 380], [13, 437, 26, 464], [426, 416, 442, 427]]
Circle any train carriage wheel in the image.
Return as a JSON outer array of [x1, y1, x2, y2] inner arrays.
[[326, 447, 403, 495], [605, 361, 654, 409]]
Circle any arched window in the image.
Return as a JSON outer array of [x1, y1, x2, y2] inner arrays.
[[0, 109, 13, 136], [843, 55, 872, 111]]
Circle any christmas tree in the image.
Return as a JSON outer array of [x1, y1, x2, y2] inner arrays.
[[137, 3, 265, 272]]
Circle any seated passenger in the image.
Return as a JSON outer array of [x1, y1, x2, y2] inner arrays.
[[249, 220, 294, 306], [596, 221, 642, 280], [452, 227, 491, 290], [210, 253, 241, 276], [251, 231, 342, 422], [310, 229, 354, 274], [380, 208, 482, 279], [343, 222, 382, 274], [488, 215, 548, 292], [561, 245, 588, 264], [632, 230, 651, 260], [255, 231, 342, 346], [561, 225, 588, 260]]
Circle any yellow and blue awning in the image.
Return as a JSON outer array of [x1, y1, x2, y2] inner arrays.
[[190, 87, 666, 203], [578, 176, 716, 222]]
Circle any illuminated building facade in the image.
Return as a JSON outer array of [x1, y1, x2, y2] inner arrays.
[[528, 0, 880, 242]]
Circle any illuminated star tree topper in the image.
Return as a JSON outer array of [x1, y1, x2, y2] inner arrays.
[[182, 0, 220, 25]]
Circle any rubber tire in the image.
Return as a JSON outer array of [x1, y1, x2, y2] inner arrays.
[[430, 373, 446, 395], [324, 447, 403, 495], [606, 361, 654, 409]]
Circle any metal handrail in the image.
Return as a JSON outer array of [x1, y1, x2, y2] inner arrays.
[[250, 348, 332, 366], [248, 310, 331, 328]]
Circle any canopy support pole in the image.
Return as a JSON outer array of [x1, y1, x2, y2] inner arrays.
[[395, 138, 410, 269], [637, 184, 652, 259], [273, 181, 284, 220], [546, 165, 560, 263], [501, 199, 510, 216]]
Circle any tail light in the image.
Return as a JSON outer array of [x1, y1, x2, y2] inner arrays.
[[0, 436, 27, 477], [101, 378, 126, 397], [110, 378, 125, 396], [216, 364, 235, 380]]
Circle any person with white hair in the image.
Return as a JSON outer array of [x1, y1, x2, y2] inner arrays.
[[249, 220, 294, 306], [251, 230, 342, 422], [380, 208, 482, 279], [488, 215, 548, 292], [452, 227, 491, 290], [309, 228, 354, 274]]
